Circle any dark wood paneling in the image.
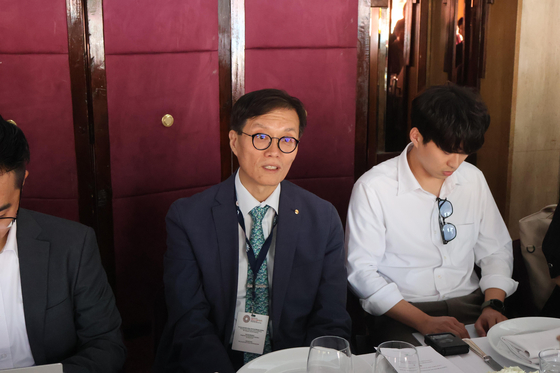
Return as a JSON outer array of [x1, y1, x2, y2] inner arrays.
[[230, 0, 244, 173], [376, 151, 400, 164], [416, 0, 429, 91], [231, 0, 245, 103], [443, 0, 457, 79], [403, 0, 413, 66], [219, 0, 233, 180], [367, 8, 380, 170], [66, 0, 116, 286], [354, 0, 371, 180], [66, 0, 96, 229]]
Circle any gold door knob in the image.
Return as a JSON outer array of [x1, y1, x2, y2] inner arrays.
[[162, 114, 174, 127], [6, 119, 17, 126]]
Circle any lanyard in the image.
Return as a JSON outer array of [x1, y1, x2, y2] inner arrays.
[[235, 196, 277, 314]]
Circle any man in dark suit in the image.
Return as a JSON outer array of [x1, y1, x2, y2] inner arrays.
[[154, 89, 351, 372], [0, 116, 126, 372]]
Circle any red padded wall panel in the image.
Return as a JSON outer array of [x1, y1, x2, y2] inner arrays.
[[112, 187, 208, 326], [105, 52, 221, 198], [290, 177, 354, 224], [245, 0, 357, 49], [103, 0, 218, 54], [245, 49, 357, 181], [245, 0, 358, 221], [0, 0, 68, 54], [21, 199, 79, 222], [103, 0, 221, 332], [0, 54, 79, 220]]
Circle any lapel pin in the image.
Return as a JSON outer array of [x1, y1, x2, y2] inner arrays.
[[295, 209, 299, 215]]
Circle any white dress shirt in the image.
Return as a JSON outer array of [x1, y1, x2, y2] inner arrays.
[[230, 171, 280, 341], [0, 222, 35, 369], [346, 143, 518, 316]]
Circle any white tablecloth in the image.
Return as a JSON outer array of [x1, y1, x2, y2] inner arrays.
[[358, 337, 534, 373]]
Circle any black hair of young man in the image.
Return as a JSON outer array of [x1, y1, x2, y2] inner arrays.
[[230, 88, 307, 137], [0, 115, 30, 189], [411, 84, 490, 155]]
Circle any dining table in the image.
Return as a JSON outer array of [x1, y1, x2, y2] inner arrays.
[[238, 323, 543, 373], [358, 336, 535, 373]]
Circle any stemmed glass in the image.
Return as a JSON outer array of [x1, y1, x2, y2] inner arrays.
[[540, 349, 560, 373], [373, 341, 420, 373], [307, 336, 353, 373]]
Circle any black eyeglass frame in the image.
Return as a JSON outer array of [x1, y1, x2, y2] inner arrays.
[[436, 197, 457, 245], [0, 180, 24, 229], [241, 132, 300, 154]]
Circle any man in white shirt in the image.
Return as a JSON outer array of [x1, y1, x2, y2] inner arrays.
[[0, 115, 125, 372], [154, 89, 351, 372], [346, 85, 518, 344]]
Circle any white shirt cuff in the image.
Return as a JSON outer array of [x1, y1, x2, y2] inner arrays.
[[359, 282, 404, 316], [479, 274, 519, 297]]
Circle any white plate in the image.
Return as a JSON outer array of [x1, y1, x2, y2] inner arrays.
[[487, 317, 560, 370], [237, 347, 372, 373]]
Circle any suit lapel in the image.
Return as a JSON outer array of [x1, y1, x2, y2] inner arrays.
[[211, 175, 240, 343], [271, 182, 302, 335], [16, 209, 49, 364]]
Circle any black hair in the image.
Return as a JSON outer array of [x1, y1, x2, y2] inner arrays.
[[0, 115, 30, 189], [458, 17, 464, 27], [411, 84, 490, 154], [230, 89, 307, 137]]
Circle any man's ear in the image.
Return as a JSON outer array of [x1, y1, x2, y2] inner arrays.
[[410, 127, 422, 147], [22, 170, 29, 188], [229, 130, 239, 157]]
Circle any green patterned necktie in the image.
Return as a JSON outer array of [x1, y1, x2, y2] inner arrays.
[[244, 205, 272, 364]]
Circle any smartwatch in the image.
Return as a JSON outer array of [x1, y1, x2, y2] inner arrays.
[[481, 299, 505, 314]]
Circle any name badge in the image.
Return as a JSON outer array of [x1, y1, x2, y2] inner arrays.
[[232, 312, 269, 354]]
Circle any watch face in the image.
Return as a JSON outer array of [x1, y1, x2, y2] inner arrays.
[[489, 299, 505, 312], [482, 299, 505, 313], [490, 299, 504, 307]]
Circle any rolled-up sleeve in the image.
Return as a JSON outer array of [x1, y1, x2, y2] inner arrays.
[[474, 177, 518, 297], [346, 182, 404, 316]]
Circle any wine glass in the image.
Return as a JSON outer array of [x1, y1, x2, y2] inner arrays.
[[373, 341, 420, 373], [307, 336, 353, 373], [540, 349, 560, 373]]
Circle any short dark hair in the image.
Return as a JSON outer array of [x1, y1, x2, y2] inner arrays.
[[411, 84, 490, 154], [0, 115, 30, 189], [230, 89, 307, 137]]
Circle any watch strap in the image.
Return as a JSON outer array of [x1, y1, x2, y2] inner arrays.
[[481, 299, 505, 314]]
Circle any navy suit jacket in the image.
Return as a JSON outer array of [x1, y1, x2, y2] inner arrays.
[[16, 208, 126, 373], [154, 175, 351, 372]]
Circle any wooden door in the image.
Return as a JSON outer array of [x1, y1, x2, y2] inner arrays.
[[100, 0, 223, 330]]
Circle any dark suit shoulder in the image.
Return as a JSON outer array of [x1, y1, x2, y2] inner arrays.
[[19, 209, 92, 245]]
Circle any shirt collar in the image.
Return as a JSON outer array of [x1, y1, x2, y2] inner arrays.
[[235, 170, 281, 216], [397, 142, 465, 197], [1, 220, 18, 255], [397, 143, 423, 196]]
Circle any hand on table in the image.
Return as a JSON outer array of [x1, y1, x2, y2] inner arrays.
[[418, 316, 469, 339], [475, 308, 507, 337]]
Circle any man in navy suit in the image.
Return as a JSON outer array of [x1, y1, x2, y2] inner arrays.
[[154, 89, 351, 372]]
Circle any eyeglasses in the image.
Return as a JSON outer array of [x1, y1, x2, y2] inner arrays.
[[0, 182, 23, 231], [242, 132, 299, 154], [0, 216, 17, 230], [437, 198, 456, 244]]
